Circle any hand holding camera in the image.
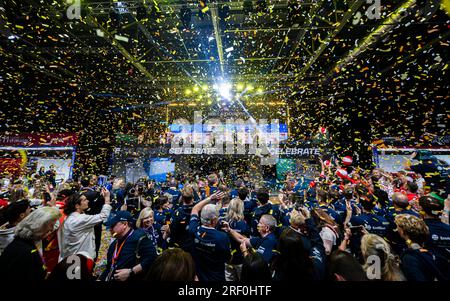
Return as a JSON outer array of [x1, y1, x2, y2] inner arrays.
[[101, 187, 111, 204]]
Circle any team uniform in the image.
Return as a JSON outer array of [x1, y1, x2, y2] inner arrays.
[[189, 214, 231, 281]]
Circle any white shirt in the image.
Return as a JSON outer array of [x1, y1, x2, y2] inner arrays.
[[320, 226, 337, 255], [58, 204, 111, 261]]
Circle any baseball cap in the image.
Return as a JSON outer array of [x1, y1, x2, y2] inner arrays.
[[107, 211, 133, 227]]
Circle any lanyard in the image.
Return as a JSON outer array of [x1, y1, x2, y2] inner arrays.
[[111, 230, 134, 267], [31, 243, 46, 271]]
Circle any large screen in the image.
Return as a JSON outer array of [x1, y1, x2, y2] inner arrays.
[[169, 123, 288, 145], [144, 158, 175, 182]]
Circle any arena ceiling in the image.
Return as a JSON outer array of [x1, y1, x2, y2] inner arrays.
[[0, 0, 449, 132]]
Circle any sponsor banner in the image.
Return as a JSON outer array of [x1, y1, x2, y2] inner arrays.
[[115, 144, 321, 158], [0, 133, 78, 147]]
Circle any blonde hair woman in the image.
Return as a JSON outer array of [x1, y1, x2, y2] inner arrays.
[[224, 198, 250, 281], [136, 207, 163, 253], [226, 197, 245, 222], [361, 234, 405, 281]]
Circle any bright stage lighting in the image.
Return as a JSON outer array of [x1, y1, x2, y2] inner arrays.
[[247, 84, 254, 91], [193, 86, 199, 92], [236, 83, 244, 91], [218, 82, 232, 99], [185, 88, 192, 95]]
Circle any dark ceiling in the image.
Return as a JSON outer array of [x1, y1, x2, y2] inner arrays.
[[0, 0, 449, 171]]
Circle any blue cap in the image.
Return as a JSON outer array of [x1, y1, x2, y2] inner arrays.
[[107, 211, 133, 227]]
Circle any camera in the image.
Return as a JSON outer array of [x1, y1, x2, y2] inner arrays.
[[350, 225, 363, 235]]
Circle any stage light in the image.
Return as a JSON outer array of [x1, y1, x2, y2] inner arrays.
[[247, 84, 254, 91], [193, 86, 199, 92], [236, 83, 244, 91], [218, 82, 232, 99], [185, 88, 192, 95], [201, 84, 208, 91], [257, 87, 263, 93]]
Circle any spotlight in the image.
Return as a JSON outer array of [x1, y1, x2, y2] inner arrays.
[[201, 84, 208, 91], [185, 88, 192, 95], [247, 84, 254, 91], [236, 83, 244, 91], [193, 86, 199, 92], [257, 88, 263, 94], [218, 82, 232, 99]]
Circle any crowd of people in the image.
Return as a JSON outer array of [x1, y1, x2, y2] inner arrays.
[[0, 150, 449, 282]]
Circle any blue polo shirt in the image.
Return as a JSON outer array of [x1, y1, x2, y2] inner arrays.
[[189, 214, 231, 281], [250, 204, 280, 236], [100, 228, 157, 281], [350, 213, 390, 237], [169, 204, 194, 252], [280, 207, 293, 227], [318, 204, 342, 225], [166, 188, 181, 209], [226, 219, 250, 265], [305, 199, 319, 210], [250, 232, 278, 263], [218, 207, 228, 218], [424, 218, 450, 262], [154, 209, 173, 227], [384, 208, 419, 226]]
